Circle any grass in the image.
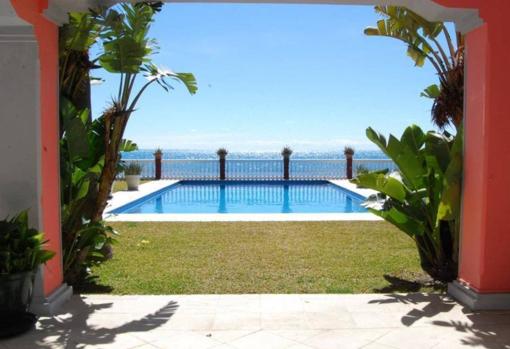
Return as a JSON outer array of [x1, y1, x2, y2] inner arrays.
[[112, 180, 150, 192], [90, 221, 439, 295]]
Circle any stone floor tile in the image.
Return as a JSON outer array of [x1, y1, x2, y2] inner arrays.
[[303, 329, 390, 349], [349, 311, 414, 329], [228, 330, 298, 349], [76, 332, 148, 349], [163, 313, 216, 331], [193, 330, 258, 343], [268, 330, 324, 343], [145, 331, 222, 349], [285, 344, 316, 349], [261, 312, 309, 330], [304, 311, 355, 330], [212, 311, 261, 331], [361, 344, 396, 349], [374, 327, 448, 349], [4, 295, 510, 349], [260, 295, 305, 313]]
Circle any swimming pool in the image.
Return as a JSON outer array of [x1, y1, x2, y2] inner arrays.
[[110, 181, 367, 214]]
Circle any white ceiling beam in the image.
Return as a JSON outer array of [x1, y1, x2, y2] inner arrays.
[[44, 0, 482, 33]]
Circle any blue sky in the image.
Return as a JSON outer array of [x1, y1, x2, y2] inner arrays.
[[91, 4, 442, 151]]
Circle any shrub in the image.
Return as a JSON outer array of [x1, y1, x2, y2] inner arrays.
[[124, 162, 142, 176], [0, 211, 55, 275], [216, 148, 228, 158], [344, 146, 355, 157], [281, 146, 293, 158], [353, 125, 462, 283]]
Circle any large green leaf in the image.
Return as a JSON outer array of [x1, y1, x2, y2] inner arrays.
[[401, 124, 425, 153], [65, 118, 90, 160], [421, 84, 441, 99], [369, 207, 425, 237], [120, 139, 138, 152], [386, 130, 426, 188], [100, 37, 151, 73], [354, 172, 407, 202], [437, 127, 463, 221]]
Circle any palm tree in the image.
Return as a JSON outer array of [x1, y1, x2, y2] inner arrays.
[[365, 6, 464, 130]]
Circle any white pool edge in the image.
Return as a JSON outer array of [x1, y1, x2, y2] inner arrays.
[[104, 179, 381, 222]]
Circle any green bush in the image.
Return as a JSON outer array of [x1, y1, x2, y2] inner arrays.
[[0, 211, 55, 275], [124, 162, 143, 176], [352, 125, 462, 282]]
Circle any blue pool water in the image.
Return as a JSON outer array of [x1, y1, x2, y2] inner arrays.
[[112, 181, 367, 214]]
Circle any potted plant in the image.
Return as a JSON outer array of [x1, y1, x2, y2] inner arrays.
[[0, 210, 55, 337], [124, 162, 143, 190], [281, 146, 293, 180]]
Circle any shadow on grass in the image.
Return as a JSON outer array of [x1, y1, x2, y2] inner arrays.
[[73, 281, 114, 294], [373, 274, 446, 293], [3, 296, 179, 348]]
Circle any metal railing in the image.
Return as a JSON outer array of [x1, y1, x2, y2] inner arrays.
[[118, 159, 397, 180], [227, 160, 283, 180], [290, 160, 345, 180]]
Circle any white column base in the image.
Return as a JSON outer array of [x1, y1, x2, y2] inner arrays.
[[448, 280, 510, 310], [30, 283, 73, 316]]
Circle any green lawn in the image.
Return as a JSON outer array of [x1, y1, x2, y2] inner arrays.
[[90, 221, 438, 294]]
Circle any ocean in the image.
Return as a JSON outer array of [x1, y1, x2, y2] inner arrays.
[[121, 150, 388, 160]]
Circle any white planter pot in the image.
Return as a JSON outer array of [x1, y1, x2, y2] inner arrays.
[[125, 175, 141, 191]]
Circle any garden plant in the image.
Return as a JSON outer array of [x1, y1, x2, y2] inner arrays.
[[356, 6, 465, 283], [59, 2, 197, 285]]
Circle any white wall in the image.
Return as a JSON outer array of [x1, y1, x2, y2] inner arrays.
[[0, 20, 42, 228]]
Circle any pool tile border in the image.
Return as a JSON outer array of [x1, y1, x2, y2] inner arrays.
[[104, 179, 381, 222]]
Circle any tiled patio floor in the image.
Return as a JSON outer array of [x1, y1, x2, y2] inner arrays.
[[3, 294, 510, 349]]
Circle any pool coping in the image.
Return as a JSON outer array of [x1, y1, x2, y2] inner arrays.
[[103, 179, 381, 222]]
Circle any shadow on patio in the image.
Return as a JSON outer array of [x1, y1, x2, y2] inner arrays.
[[369, 292, 510, 348], [2, 296, 179, 348]]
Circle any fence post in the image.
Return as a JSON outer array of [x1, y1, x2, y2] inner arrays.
[[283, 157, 290, 180], [344, 147, 354, 179], [154, 149, 162, 180], [217, 148, 228, 180], [281, 147, 293, 180]]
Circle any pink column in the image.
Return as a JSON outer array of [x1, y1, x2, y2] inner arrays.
[[459, 7, 510, 294], [11, 0, 63, 298], [436, 0, 510, 308]]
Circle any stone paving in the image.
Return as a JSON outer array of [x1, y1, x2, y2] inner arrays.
[[3, 294, 510, 349]]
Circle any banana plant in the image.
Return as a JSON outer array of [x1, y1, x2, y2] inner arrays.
[[91, 3, 197, 221], [59, 3, 197, 285], [352, 125, 463, 282], [365, 6, 464, 130]]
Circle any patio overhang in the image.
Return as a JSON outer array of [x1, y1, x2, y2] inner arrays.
[[44, 0, 484, 33]]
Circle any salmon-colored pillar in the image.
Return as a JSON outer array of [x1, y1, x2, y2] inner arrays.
[[435, 0, 510, 309], [9, 0, 72, 314]]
